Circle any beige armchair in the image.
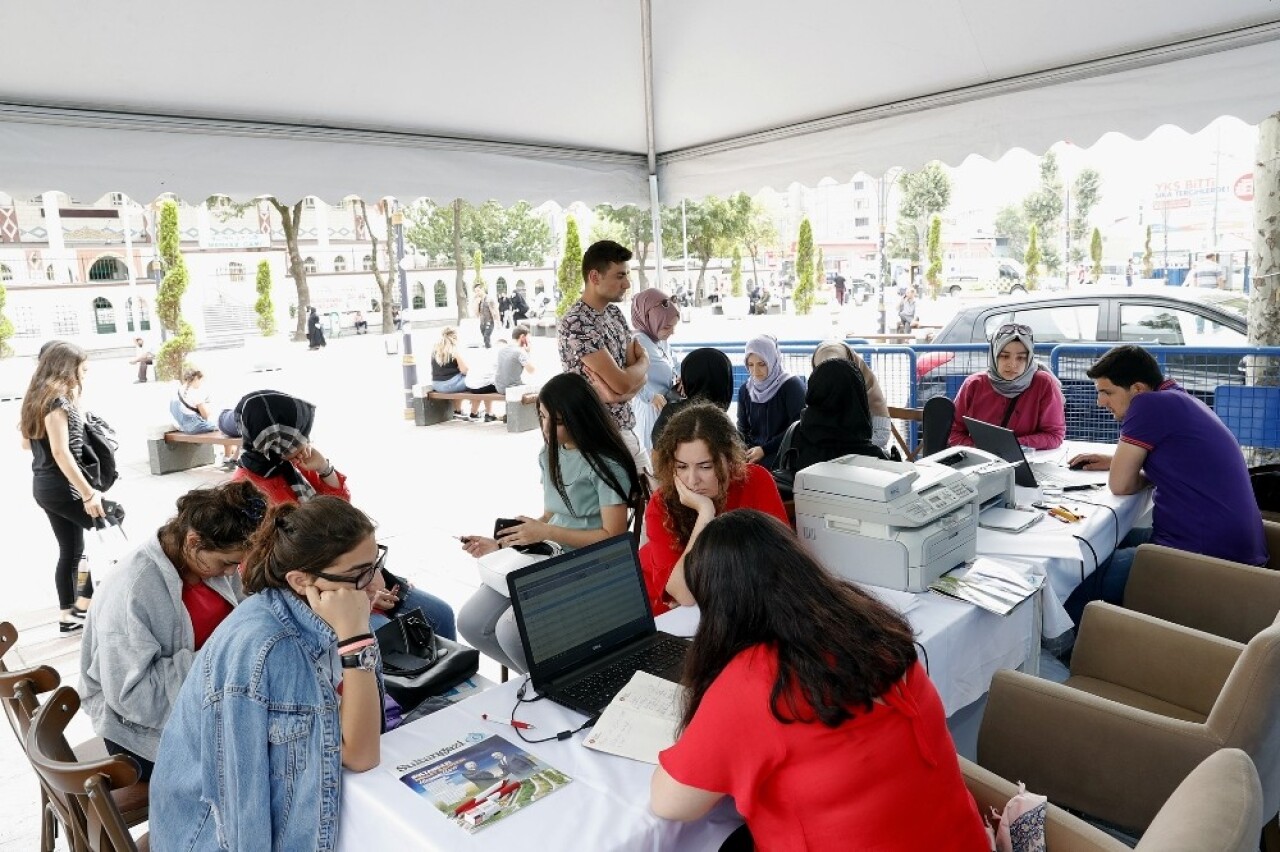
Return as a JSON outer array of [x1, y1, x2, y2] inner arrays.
[[962, 749, 1261, 852], [978, 602, 1280, 838], [1266, 519, 1280, 569], [1125, 543, 1280, 643]]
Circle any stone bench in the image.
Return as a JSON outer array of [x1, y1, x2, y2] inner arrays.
[[148, 430, 241, 475], [412, 387, 539, 433]]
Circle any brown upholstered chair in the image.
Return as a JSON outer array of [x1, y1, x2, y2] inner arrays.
[[25, 686, 148, 852], [962, 749, 1262, 852], [0, 621, 148, 851], [1125, 543, 1280, 643], [978, 602, 1280, 841]]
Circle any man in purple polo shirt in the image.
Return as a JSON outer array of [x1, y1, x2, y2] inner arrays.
[[1063, 345, 1267, 625]]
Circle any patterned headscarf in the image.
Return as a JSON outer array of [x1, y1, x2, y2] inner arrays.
[[744, 335, 791, 404], [986, 324, 1040, 399], [234, 390, 318, 500], [631, 288, 680, 341]]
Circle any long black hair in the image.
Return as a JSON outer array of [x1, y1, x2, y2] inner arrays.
[[681, 510, 917, 730], [538, 373, 648, 519]]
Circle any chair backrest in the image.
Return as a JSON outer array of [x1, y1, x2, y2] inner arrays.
[[1135, 748, 1263, 852], [1205, 614, 1280, 819], [921, 395, 955, 457], [0, 621, 15, 667], [887, 406, 923, 460], [25, 686, 141, 852]]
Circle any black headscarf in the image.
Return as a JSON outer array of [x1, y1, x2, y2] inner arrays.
[[234, 390, 318, 501], [649, 348, 735, 448], [791, 360, 883, 469]]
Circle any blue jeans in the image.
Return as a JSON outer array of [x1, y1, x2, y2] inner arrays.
[[432, 374, 468, 394], [370, 587, 457, 640], [1063, 526, 1154, 626]]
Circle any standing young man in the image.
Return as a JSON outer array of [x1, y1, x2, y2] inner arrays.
[[474, 284, 497, 349], [1065, 345, 1267, 624], [558, 240, 650, 471]]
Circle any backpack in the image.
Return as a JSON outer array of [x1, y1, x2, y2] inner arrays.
[[79, 412, 119, 492]]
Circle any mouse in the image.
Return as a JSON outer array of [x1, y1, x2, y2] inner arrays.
[[1068, 459, 1089, 471]]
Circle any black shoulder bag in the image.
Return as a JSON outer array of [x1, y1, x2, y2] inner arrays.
[[79, 412, 120, 493], [375, 608, 479, 712]]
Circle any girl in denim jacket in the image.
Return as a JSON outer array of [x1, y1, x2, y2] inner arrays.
[[152, 497, 385, 851]]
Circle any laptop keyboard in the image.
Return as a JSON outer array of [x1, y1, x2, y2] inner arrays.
[[558, 636, 688, 712], [1030, 463, 1105, 487]]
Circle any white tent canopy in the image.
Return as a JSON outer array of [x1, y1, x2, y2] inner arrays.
[[2, 1, 1279, 206]]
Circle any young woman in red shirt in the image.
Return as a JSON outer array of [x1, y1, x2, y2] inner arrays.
[[651, 510, 990, 852], [638, 402, 788, 614]]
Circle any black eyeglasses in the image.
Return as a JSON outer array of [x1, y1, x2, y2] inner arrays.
[[313, 544, 388, 590], [659, 298, 672, 308]]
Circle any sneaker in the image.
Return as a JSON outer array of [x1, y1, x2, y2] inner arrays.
[[452, 412, 468, 421], [484, 414, 498, 423], [59, 620, 84, 634], [219, 459, 239, 472], [69, 605, 89, 620], [469, 413, 482, 421]]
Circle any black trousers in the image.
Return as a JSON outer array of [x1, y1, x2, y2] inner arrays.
[[34, 486, 95, 609], [104, 739, 155, 783]]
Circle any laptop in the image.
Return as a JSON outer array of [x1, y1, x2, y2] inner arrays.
[[963, 416, 1110, 489], [507, 534, 690, 718]]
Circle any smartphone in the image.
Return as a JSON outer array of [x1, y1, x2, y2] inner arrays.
[[493, 517, 521, 537]]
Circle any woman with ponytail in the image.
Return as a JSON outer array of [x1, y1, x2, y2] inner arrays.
[[153, 496, 386, 850]]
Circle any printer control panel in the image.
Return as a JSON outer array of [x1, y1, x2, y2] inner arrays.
[[903, 480, 977, 524]]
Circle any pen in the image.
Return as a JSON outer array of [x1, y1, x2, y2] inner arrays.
[[1061, 483, 1098, 492], [481, 713, 535, 730]]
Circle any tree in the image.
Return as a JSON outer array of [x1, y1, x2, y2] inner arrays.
[[737, 195, 777, 288], [406, 199, 553, 267], [452, 200, 466, 321], [1069, 168, 1103, 265], [473, 249, 486, 296], [730, 246, 743, 297], [660, 196, 737, 306], [266, 198, 310, 340], [794, 218, 815, 315], [898, 162, 952, 261], [592, 205, 652, 288], [155, 200, 196, 379], [1143, 225, 1154, 277], [1248, 113, 1280, 362], [926, 216, 943, 299], [556, 217, 583, 317], [1090, 227, 1103, 282], [994, 205, 1029, 262], [359, 199, 397, 333], [254, 261, 276, 337], [1022, 152, 1065, 275], [1024, 224, 1042, 291], [0, 280, 13, 358]]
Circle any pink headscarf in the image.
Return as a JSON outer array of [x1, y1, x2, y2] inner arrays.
[[631, 288, 680, 341]]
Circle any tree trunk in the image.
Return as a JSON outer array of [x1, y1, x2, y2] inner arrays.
[[270, 198, 310, 341], [453, 199, 468, 322], [694, 258, 711, 307], [748, 250, 760, 289], [1249, 112, 1280, 464], [360, 200, 396, 334]]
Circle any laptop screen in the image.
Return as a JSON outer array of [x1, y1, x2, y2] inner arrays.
[[507, 535, 654, 682], [962, 416, 1037, 487]]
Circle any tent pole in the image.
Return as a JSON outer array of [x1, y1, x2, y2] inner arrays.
[[641, 0, 661, 289]]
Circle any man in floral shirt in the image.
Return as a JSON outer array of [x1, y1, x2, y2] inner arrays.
[[558, 240, 651, 470]]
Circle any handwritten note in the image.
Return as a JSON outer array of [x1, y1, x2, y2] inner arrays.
[[583, 671, 685, 764]]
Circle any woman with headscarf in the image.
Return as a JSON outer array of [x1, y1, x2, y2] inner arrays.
[[949, 322, 1066, 449], [811, 340, 893, 450], [307, 306, 327, 350], [786, 359, 888, 473], [650, 347, 734, 449], [230, 390, 456, 637], [630, 288, 682, 452], [736, 335, 806, 469]]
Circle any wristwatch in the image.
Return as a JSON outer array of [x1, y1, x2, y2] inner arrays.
[[341, 643, 380, 673]]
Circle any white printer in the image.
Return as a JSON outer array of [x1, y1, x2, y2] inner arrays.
[[793, 455, 978, 593], [917, 446, 1017, 510]]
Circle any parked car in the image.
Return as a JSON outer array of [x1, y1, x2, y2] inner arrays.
[[917, 287, 1250, 415]]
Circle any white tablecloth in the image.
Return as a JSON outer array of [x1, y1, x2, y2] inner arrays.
[[339, 589, 1037, 852]]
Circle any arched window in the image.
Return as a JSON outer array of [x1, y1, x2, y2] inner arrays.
[[228, 261, 246, 282], [334, 255, 347, 273], [88, 256, 128, 281], [362, 254, 374, 272], [433, 280, 447, 308], [147, 260, 163, 280], [46, 264, 56, 281], [0, 264, 11, 282], [303, 257, 317, 275], [92, 297, 117, 334], [413, 282, 427, 310], [495, 276, 508, 297], [125, 297, 153, 332], [534, 279, 545, 294]]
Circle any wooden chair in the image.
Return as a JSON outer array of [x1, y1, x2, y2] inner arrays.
[[0, 622, 148, 851], [25, 686, 148, 852]]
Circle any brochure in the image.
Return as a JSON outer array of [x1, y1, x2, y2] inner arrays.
[[394, 733, 571, 833], [584, 671, 685, 764], [929, 557, 1044, 616]]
